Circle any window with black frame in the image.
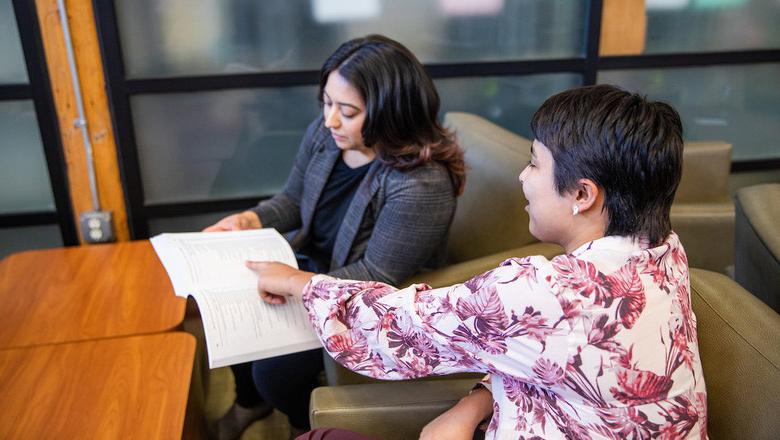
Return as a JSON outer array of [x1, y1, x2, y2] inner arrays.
[[95, 0, 780, 239], [0, 0, 77, 258], [598, 0, 780, 165]]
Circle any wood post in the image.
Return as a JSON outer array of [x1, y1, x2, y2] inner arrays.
[[601, 0, 647, 56], [34, 0, 129, 242]]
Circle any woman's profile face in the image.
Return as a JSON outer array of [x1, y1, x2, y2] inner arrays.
[[519, 140, 576, 245], [322, 71, 370, 153]]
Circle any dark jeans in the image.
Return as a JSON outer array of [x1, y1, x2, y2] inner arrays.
[[231, 348, 324, 429], [231, 253, 326, 429]]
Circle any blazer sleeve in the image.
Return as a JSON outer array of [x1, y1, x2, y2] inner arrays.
[[249, 117, 322, 232], [302, 257, 571, 383], [327, 164, 455, 285]]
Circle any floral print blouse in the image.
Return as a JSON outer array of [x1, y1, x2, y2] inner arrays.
[[302, 233, 707, 439]]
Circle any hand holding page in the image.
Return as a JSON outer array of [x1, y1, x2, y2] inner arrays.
[[151, 229, 321, 368], [151, 229, 297, 295]]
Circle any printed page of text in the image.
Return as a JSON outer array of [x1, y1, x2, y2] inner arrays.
[[151, 229, 297, 295], [192, 287, 321, 368]]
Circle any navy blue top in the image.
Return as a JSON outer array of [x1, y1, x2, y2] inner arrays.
[[300, 156, 371, 271]]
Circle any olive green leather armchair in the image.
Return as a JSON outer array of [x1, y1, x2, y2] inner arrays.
[[310, 268, 780, 440], [323, 112, 564, 386]]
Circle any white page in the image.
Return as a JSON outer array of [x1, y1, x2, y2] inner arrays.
[[151, 229, 297, 295], [192, 286, 321, 368], [150, 229, 320, 367]]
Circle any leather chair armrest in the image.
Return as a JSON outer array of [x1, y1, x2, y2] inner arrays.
[[735, 184, 780, 311], [735, 183, 780, 255], [310, 379, 478, 440], [689, 268, 780, 439], [405, 242, 563, 288]]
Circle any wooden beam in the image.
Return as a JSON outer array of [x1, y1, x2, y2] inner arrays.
[[601, 0, 647, 56], [35, 0, 129, 242]]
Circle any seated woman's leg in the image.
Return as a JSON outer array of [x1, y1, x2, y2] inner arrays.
[[211, 363, 273, 440], [251, 348, 324, 430], [231, 362, 264, 407]]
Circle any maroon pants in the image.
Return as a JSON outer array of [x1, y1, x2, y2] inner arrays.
[[297, 426, 487, 440], [295, 428, 379, 440]]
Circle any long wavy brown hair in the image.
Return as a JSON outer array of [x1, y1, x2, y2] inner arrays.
[[319, 35, 466, 196]]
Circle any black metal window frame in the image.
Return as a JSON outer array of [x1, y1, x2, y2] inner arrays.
[[93, 0, 780, 239], [0, 1, 78, 245]]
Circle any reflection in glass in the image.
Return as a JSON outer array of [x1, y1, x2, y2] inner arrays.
[[644, 0, 780, 53], [437, 73, 583, 139], [0, 224, 62, 259], [131, 86, 321, 204], [0, 0, 28, 83], [115, 0, 585, 78], [599, 64, 780, 161], [132, 74, 585, 205], [0, 101, 55, 214]]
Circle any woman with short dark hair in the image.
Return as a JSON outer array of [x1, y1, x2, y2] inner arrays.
[[253, 85, 708, 440], [206, 35, 464, 439]]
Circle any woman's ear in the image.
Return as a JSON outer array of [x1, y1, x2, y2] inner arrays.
[[573, 178, 602, 213]]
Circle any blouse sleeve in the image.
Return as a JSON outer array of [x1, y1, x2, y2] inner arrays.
[[302, 256, 572, 384]]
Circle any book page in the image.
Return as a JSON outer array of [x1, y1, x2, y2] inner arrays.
[[192, 286, 321, 368], [150, 228, 320, 367], [150, 229, 297, 295]]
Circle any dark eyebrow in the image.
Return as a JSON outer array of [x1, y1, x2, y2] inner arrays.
[[322, 91, 361, 112], [337, 102, 361, 112]]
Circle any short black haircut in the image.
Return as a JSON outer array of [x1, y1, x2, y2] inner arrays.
[[531, 84, 684, 245]]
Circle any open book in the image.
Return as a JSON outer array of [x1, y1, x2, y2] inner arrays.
[[150, 229, 321, 368]]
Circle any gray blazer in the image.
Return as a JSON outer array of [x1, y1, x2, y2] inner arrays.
[[251, 117, 457, 285]]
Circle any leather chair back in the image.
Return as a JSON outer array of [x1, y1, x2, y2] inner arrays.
[[671, 141, 735, 274], [444, 112, 535, 263], [675, 141, 732, 204]]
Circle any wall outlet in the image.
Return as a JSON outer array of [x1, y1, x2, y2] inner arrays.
[[79, 211, 115, 243]]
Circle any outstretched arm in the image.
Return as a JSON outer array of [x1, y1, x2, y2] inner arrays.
[[248, 258, 569, 384], [420, 386, 493, 440]]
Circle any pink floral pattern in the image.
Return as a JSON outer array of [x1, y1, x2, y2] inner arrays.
[[303, 233, 707, 439]]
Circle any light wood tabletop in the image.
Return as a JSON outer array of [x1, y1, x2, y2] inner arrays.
[[0, 240, 185, 349], [0, 332, 196, 439]]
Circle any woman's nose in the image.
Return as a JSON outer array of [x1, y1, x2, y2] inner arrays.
[[324, 107, 340, 128], [518, 166, 529, 184]]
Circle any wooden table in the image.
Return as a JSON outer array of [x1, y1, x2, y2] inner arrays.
[[0, 240, 185, 349], [0, 332, 195, 439]]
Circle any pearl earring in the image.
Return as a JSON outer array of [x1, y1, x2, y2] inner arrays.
[[572, 204, 579, 216]]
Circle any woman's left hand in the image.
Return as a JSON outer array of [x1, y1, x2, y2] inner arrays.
[[245, 261, 314, 304]]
